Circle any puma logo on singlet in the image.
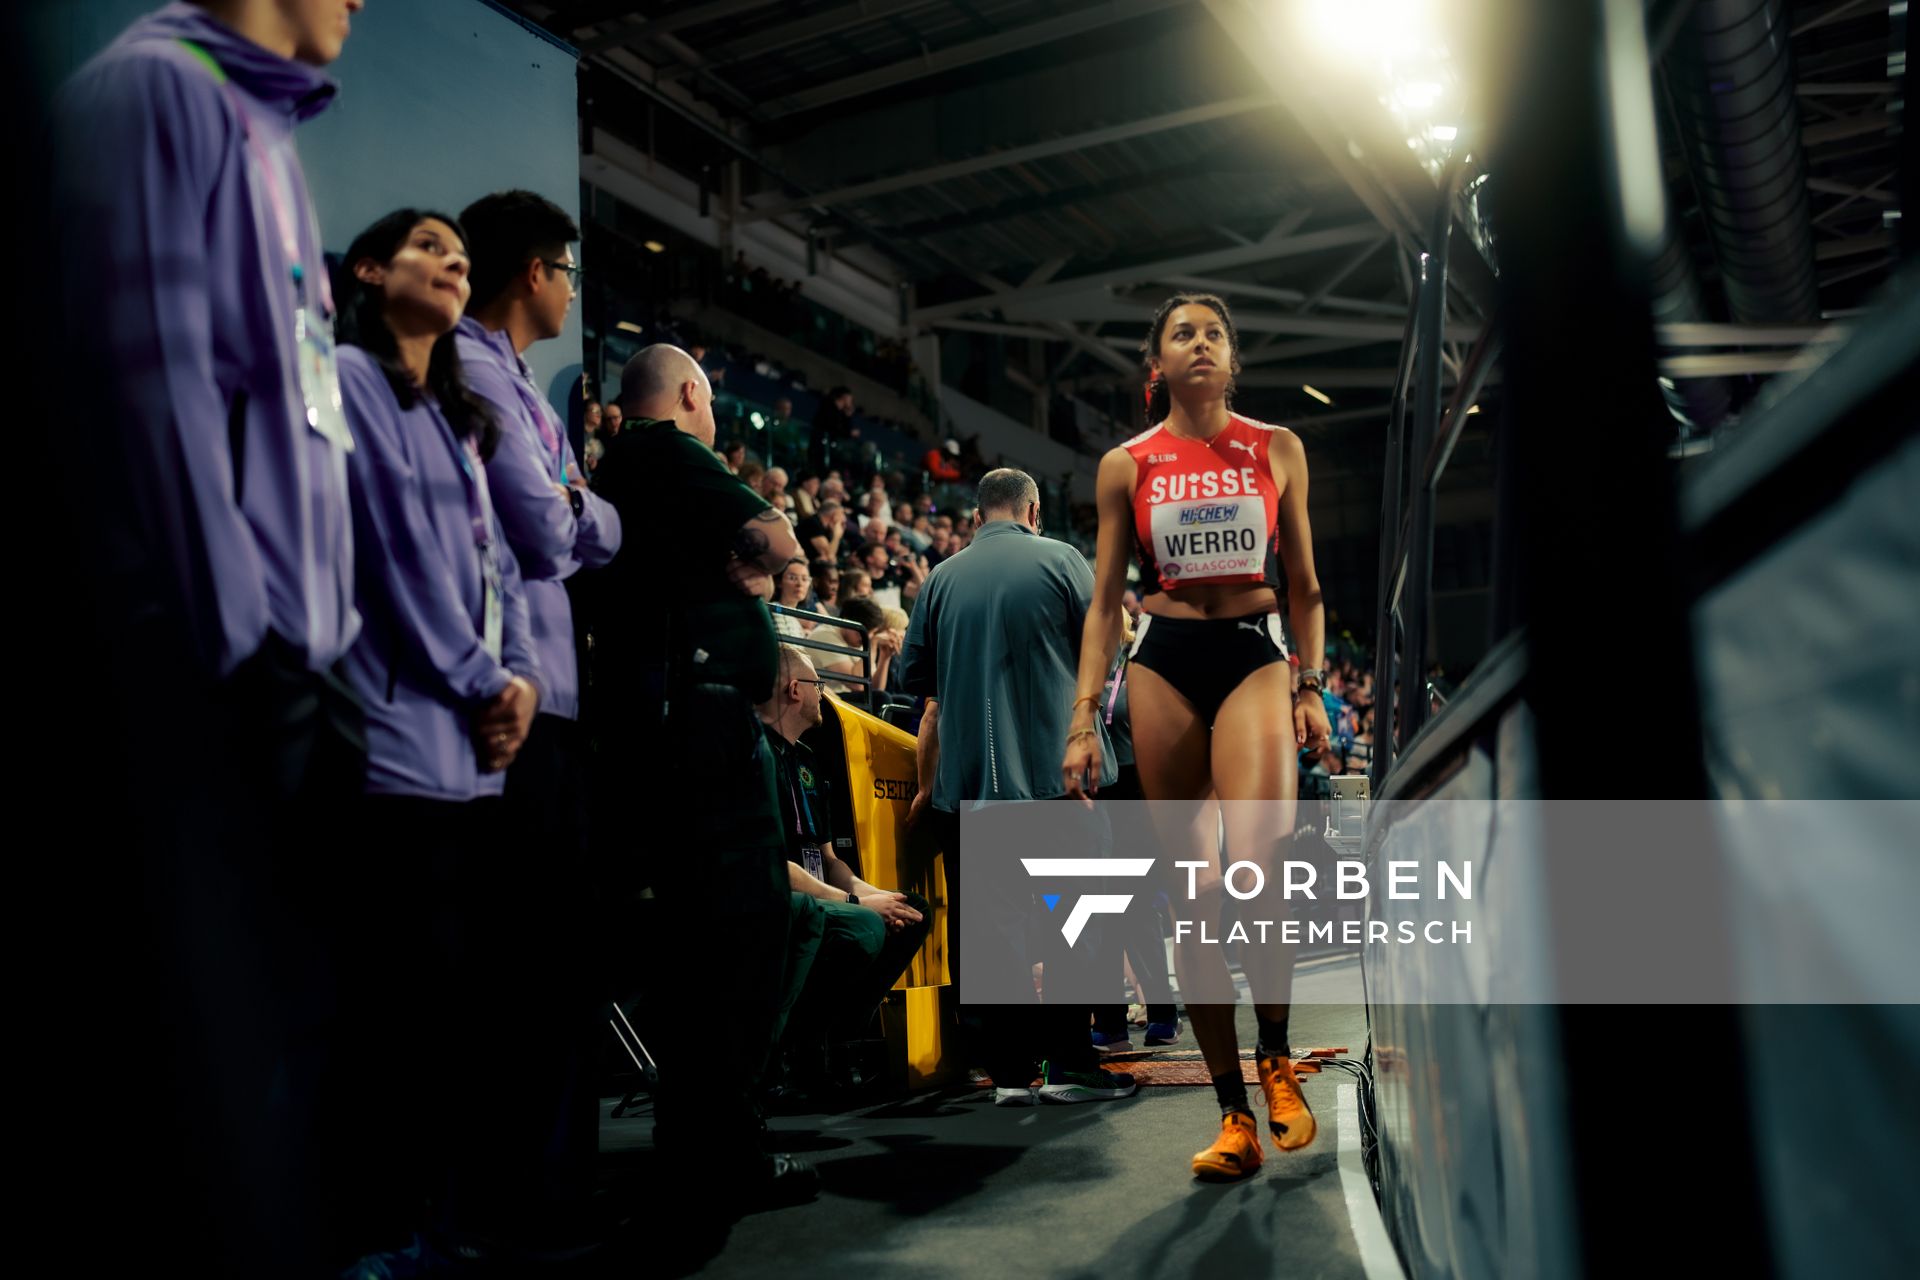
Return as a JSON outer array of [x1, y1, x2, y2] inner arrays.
[[1227, 439, 1259, 458], [1238, 620, 1265, 634]]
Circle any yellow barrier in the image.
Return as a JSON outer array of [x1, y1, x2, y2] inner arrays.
[[825, 693, 956, 1086]]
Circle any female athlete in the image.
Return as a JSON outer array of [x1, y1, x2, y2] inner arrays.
[[1063, 292, 1332, 1180]]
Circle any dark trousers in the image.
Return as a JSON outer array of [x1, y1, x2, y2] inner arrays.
[[600, 684, 788, 1156], [496, 714, 599, 1225], [784, 892, 934, 1058], [925, 806, 1101, 1089], [103, 635, 367, 1278], [332, 794, 499, 1251], [1094, 764, 1177, 1033]]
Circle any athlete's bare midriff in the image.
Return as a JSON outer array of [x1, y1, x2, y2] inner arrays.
[[1140, 581, 1278, 621]]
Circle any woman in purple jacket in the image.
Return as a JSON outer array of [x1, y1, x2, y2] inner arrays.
[[331, 208, 543, 1264]]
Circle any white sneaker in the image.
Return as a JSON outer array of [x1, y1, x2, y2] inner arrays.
[[994, 1086, 1038, 1107]]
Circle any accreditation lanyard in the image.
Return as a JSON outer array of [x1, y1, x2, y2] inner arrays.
[[506, 361, 566, 482], [207, 54, 352, 451], [437, 402, 505, 662]]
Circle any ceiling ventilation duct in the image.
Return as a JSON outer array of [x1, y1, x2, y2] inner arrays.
[[1665, 0, 1822, 326]]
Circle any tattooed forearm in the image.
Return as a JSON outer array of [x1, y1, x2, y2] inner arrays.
[[734, 508, 796, 571]]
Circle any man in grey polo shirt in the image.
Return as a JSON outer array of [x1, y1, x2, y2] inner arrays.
[[899, 469, 1134, 1106]]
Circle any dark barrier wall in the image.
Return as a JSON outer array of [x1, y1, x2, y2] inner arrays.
[[29, 0, 583, 408]]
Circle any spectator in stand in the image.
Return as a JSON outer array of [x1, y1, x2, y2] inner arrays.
[[860, 543, 905, 612], [839, 567, 872, 605], [1347, 706, 1374, 776], [926, 524, 956, 569], [739, 461, 766, 496], [810, 385, 856, 476], [721, 439, 747, 475], [858, 491, 891, 540], [808, 559, 841, 615], [819, 597, 904, 698], [896, 507, 931, 554], [757, 645, 929, 1099], [602, 401, 622, 436], [772, 558, 814, 639], [583, 399, 602, 438], [924, 438, 964, 484], [762, 467, 793, 515], [583, 434, 604, 475], [769, 396, 805, 468], [792, 472, 821, 519], [797, 498, 851, 564]]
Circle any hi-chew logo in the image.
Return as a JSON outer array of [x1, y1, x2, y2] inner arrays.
[[1021, 858, 1156, 946], [1178, 503, 1240, 526]]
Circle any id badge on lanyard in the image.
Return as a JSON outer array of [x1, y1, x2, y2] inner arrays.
[[800, 844, 826, 881], [242, 90, 352, 452], [459, 436, 506, 662], [295, 293, 352, 450]]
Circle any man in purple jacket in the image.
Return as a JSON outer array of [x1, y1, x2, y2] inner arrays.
[[454, 189, 623, 1238], [52, 2, 366, 1275]]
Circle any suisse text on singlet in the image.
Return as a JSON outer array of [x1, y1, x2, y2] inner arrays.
[[1146, 467, 1266, 581]]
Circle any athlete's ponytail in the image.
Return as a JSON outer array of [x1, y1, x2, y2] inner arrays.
[[1140, 291, 1240, 425]]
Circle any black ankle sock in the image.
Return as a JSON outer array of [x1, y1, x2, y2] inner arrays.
[[1255, 1015, 1291, 1061], [1211, 1071, 1252, 1116]]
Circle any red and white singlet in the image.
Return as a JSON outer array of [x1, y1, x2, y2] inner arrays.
[[1124, 413, 1283, 593]]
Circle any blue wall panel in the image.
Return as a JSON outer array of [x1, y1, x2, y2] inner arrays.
[[33, 0, 583, 410]]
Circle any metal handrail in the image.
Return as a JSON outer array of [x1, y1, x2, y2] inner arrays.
[[768, 602, 879, 707]]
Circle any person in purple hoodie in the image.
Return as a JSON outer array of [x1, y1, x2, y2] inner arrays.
[[51, 3, 365, 1275], [332, 207, 543, 1269], [452, 188, 621, 1245]]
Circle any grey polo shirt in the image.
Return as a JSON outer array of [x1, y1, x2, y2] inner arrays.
[[899, 520, 1118, 810]]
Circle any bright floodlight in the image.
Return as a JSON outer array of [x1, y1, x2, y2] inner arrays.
[[751, 412, 766, 428], [1429, 124, 1458, 141], [1395, 81, 1444, 111], [1304, 0, 1435, 59], [1303, 385, 1333, 405], [643, 239, 666, 253]]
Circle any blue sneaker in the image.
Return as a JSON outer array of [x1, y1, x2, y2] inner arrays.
[[1145, 1021, 1182, 1046], [1090, 1027, 1134, 1053]]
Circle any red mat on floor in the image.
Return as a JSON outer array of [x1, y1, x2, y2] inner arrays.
[[980, 1051, 1334, 1088]]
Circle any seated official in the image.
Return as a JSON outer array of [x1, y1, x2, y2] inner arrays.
[[759, 645, 930, 1094]]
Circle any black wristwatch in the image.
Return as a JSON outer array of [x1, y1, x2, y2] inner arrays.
[[567, 487, 585, 518], [846, 892, 860, 905]]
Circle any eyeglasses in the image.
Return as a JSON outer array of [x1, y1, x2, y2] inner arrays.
[[794, 678, 830, 687], [543, 259, 582, 289]]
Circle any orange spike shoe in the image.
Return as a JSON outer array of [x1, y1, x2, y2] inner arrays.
[[1191, 1110, 1264, 1181], [1257, 1054, 1318, 1151]]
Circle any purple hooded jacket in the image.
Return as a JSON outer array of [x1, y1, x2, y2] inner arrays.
[[455, 318, 622, 721], [337, 347, 540, 801], [53, 4, 357, 680]]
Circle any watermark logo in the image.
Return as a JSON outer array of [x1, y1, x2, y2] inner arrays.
[[1020, 857, 1156, 946]]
